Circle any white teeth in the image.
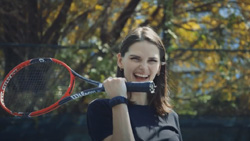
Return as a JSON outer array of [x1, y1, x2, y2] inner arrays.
[[135, 74, 148, 78]]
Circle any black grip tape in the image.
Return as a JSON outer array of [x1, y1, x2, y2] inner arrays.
[[126, 81, 155, 94]]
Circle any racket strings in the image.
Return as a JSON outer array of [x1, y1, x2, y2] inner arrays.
[[4, 62, 71, 113]]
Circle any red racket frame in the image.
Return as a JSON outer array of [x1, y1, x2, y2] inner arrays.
[[0, 58, 75, 117]]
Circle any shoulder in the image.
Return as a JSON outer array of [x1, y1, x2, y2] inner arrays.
[[87, 99, 113, 141], [87, 98, 112, 122], [161, 109, 180, 125], [87, 98, 110, 112], [88, 98, 110, 107], [159, 110, 182, 132], [168, 109, 179, 118]]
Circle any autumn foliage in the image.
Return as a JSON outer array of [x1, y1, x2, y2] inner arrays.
[[0, 0, 249, 116]]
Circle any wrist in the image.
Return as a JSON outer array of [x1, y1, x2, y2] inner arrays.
[[109, 96, 128, 108]]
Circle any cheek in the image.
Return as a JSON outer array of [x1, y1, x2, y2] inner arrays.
[[122, 62, 138, 80], [123, 63, 135, 74], [123, 60, 137, 70], [150, 65, 160, 75]]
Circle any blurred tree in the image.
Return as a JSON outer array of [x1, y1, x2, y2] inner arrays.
[[168, 0, 250, 116], [0, 0, 73, 74], [0, 0, 249, 116]]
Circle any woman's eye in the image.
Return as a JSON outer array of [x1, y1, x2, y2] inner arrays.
[[149, 59, 158, 63], [131, 57, 140, 61]]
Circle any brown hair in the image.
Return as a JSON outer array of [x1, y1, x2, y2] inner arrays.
[[116, 26, 172, 116]]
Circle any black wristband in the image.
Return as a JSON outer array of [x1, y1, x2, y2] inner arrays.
[[109, 96, 128, 107]]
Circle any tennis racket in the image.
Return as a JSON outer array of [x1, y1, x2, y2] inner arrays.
[[0, 58, 156, 117]]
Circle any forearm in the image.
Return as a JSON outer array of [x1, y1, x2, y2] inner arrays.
[[106, 104, 135, 141], [103, 78, 134, 141]]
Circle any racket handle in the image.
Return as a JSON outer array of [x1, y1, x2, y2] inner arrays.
[[126, 81, 156, 94]]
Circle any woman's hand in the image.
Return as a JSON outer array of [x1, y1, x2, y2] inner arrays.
[[103, 77, 127, 99]]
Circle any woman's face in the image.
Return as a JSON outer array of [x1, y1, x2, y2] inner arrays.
[[117, 41, 161, 82]]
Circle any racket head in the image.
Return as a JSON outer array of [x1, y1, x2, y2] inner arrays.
[[0, 58, 75, 117]]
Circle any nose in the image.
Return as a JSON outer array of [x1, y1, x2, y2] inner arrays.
[[139, 61, 148, 70]]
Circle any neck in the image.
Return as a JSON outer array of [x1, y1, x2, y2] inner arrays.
[[129, 92, 148, 105]]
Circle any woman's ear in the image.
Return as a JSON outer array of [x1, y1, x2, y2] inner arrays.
[[117, 53, 123, 69]]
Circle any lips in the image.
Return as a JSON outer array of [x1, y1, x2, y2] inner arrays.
[[134, 73, 149, 81]]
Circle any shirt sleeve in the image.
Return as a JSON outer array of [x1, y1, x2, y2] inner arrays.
[[171, 111, 183, 141], [87, 99, 113, 141]]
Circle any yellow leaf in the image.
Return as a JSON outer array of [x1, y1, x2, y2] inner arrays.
[[95, 4, 103, 11], [135, 19, 143, 25], [202, 15, 211, 23], [211, 7, 218, 13], [239, 22, 247, 30], [74, 26, 79, 30], [148, 5, 157, 15], [141, 2, 149, 9], [247, 5, 250, 10], [70, 3, 77, 12], [211, 20, 218, 26], [182, 21, 200, 30], [176, 28, 198, 42]]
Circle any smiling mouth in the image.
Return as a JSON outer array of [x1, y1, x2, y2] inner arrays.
[[134, 73, 149, 81]]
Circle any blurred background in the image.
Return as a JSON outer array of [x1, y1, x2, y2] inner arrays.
[[0, 0, 250, 140]]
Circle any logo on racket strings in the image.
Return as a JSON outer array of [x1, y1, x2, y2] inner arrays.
[[71, 90, 97, 99], [1, 69, 18, 91], [1, 69, 18, 105]]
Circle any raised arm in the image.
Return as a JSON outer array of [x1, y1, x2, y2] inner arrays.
[[103, 77, 135, 141]]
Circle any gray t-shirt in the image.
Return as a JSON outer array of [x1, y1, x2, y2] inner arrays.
[[87, 99, 182, 141]]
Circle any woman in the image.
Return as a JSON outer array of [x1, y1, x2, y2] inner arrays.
[[87, 26, 182, 141]]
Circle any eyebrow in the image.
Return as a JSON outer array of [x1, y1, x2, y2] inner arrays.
[[129, 54, 140, 57], [129, 54, 159, 60]]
